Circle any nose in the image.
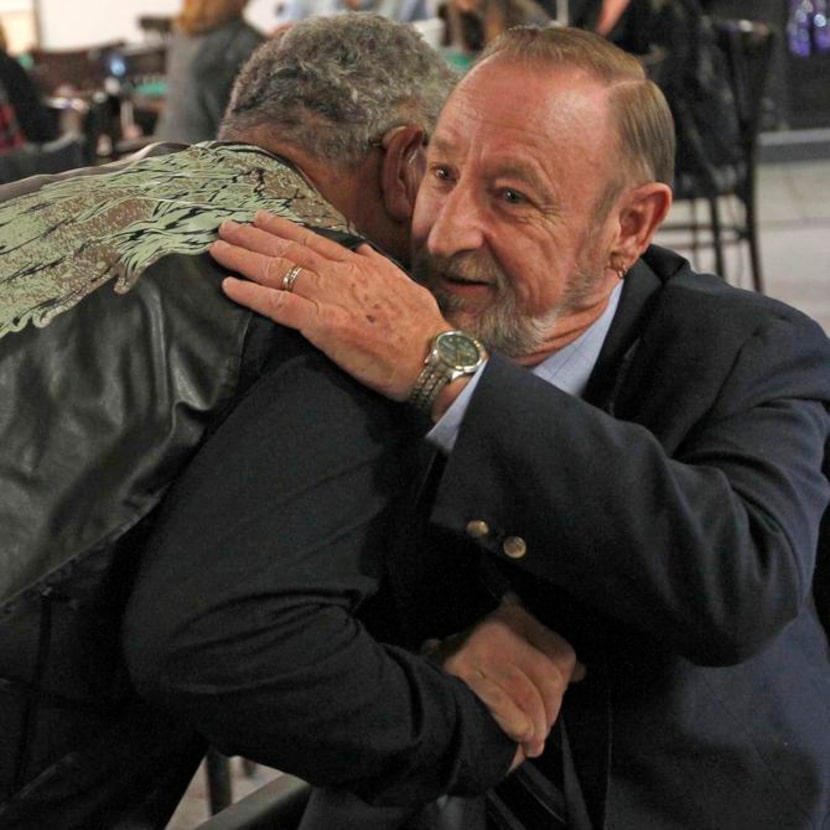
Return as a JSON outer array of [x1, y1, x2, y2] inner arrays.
[[427, 182, 486, 260]]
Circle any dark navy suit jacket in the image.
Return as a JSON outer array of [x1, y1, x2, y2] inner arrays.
[[411, 245, 830, 828]]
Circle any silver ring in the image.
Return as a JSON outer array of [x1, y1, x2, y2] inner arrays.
[[281, 264, 303, 293]]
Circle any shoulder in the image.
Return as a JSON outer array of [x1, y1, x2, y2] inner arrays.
[[633, 246, 830, 405], [643, 245, 827, 346]]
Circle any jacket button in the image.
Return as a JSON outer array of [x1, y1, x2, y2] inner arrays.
[[466, 520, 490, 539], [503, 536, 527, 559]]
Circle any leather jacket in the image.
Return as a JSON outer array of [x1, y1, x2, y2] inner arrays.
[[0, 141, 358, 827]]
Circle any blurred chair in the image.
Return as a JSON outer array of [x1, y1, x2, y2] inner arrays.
[[412, 16, 447, 48], [138, 14, 175, 41], [27, 41, 167, 163], [27, 41, 126, 161], [196, 773, 310, 829], [665, 18, 774, 293], [43, 92, 110, 148], [29, 41, 126, 97], [104, 42, 167, 86], [0, 45, 120, 185], [206, 748, 234, 815], [203, 749, 264, 817], [0, 131, 92, 185], [102, 42, 168, 156]]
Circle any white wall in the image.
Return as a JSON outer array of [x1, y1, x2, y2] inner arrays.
[[35, 0, 280, 49]]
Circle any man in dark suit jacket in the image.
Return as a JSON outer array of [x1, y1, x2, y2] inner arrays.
[[213, 25, 830, 828]]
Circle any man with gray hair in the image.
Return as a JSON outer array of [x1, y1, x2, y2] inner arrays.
[[0, 15, 581, 829]]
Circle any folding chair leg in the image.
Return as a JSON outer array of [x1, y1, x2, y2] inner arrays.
[[745, 195, 764, 293], [688, 199, 703, 267], [708, 196, 726, 277], [747, 232, 763, 293], [206, 748, 234, 815]]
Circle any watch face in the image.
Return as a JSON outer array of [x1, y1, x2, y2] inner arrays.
[[437, 331, 483, 369]]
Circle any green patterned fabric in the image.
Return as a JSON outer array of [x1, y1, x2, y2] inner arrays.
[[0, 141, 349, 339]]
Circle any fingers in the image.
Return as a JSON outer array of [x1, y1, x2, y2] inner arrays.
[[441, 640, 542, 752], [493, 603, 584, 725], [212, 217, 392, 302], [221, 277, 304, 332], [509, 744, 527, 773], [213, 227, 323, 287], [212, 213, 352, 285], [441, 627, 556, 754], [252, 212, 354, 262], [497, 599, 583, 681], [213, 242, 306, 290], [219, 213, 349, 264], [454, 668, 545, 757], [212, 212, 449, 401], [437, 601, 586, 761], [425, 627, 547, 749]]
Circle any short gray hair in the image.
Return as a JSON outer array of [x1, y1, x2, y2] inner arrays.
[[220, 13, 458, 169]]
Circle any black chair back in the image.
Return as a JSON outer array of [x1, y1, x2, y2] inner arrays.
[[712, 19, 775, 204], [196, 774, 310, 830], [29, 41, 126, 96], [663, 18, 775, 292]]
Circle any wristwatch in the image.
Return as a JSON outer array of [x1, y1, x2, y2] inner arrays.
[[408, 330, 487, 415]]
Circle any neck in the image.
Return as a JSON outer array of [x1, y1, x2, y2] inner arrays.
[[513, 282, 619, 367], [235, 130, 410, 265]]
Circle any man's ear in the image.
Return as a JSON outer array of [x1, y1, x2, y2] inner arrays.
[[613, 182, 673, 265], [380, 124, 427, 222]]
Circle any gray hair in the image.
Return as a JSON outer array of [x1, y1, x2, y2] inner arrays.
[[219, 13, 458, 169]]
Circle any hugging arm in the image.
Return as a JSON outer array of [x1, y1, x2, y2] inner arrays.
[[213, 214, 450, 404], [123, 332, 581, 806]]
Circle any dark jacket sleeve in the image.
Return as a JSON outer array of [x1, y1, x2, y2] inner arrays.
[[122, 331, 514, 808], [432, 295, 830, 666]]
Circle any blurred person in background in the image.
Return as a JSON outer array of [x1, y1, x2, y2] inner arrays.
[[0, 82, 25, 152], [0, 24, 56, 146], [272, 0, 431, 29], [156, 0, 264, 143], [444, 0, 550, 56]]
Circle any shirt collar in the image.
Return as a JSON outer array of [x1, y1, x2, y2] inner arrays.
[[531, 280, 623, 398]]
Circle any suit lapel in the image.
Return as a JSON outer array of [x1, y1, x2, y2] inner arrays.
[[584, 255, 663, 413]]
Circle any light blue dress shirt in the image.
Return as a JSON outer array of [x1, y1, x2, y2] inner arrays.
[[428, 281, 623, 453]]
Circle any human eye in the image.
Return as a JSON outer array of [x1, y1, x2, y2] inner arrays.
[[431, 165, 455, 184], [500, 188, 526, 205]]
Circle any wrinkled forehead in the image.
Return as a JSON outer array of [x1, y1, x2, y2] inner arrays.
[[434, 58, 615, 157]]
